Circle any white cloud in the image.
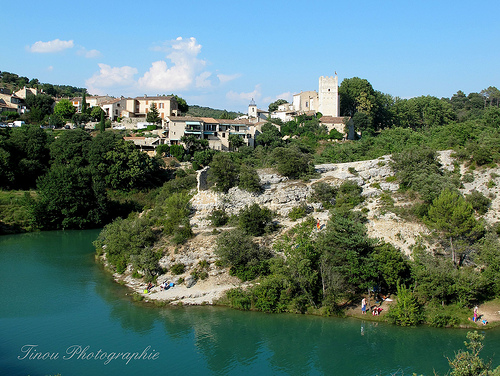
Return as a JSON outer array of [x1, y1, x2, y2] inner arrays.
[[138, 37, 207, 91], [217, 73, 241, 84], [47, 66, 54, 72], [86, 63, 138, 95], [226, 84, 262, 104], [196, 72, 213, 88], [29, 39, 74, 53], [77, 47, 101, 58]]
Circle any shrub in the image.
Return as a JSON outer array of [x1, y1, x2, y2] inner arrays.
[[462, 173, 474, 183], [169, 144, 185, 161], [271, 145, 312, 179], [215, 228, 272, 281], [335, 180, 364, 210], [465, 190, 491, 215], [238, 164, 261, 193], [385, 176, 397, 182], [170, 263, 186, 275], [387, 284, 423, 326], [238, 203, 274, 236], [311, 181, 337, 208], [288, 204, 308, 221], [208, 209, 229, 227], [224, 288, 251, 310], [348, 166, 358, 175]]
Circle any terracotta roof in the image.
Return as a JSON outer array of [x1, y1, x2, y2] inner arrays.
[[200, 117, 218, 123], [320, 116, 347, 123], [167, 116, 202, 122], [100, 98, 123, 105], [134, 95, 174, 101]]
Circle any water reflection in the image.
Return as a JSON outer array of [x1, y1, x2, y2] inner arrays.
[[2, 230, 500, 376]]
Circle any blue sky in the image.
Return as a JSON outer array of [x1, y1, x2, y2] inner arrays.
[[3, 0, 499, 112]]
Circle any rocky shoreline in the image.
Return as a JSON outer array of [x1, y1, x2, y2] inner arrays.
[[110, 151, 500, 326]]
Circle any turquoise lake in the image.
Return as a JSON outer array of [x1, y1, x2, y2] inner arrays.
[[1, 230, 499, 376]]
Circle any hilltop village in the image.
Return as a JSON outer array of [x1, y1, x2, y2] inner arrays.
[[1, 75, 353, 152]]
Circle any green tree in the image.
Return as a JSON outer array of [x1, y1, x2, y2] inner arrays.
[[24, 93, 54, 123], [352, 111, 374, 136], [49, 128, 92, 168], [146, 102, 161, 125], [426, 188, 484, 266], [53, 99, 76, 120], [172, 95, 189, 113], [238, 203, 274, 236], [181, 135, 209, 156], [256, 123, 283, 149], [32, 165, 109, 229], [339, 77, 377, 117], [215, 228, 271, 281], [208, 153, 238, 192], [271, 145, 312, 179], [268, 99, 288, 113], [448, 331, 493, 376], [238, 164, 261, 193], [91, 106, 105, 122], [8, 125, 51, 188], [316, 213, 375, 300], [228, 134, 244, 151], [387, 284, 423, 326], [99, 111, 105, 133], [81, 90, 88, 115], [169, 144, 185, 160]]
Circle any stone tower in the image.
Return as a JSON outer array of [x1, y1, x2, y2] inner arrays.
[[318, 75, 339, 117]]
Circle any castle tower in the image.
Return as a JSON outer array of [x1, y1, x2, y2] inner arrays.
[[318, 75, 339, 117]]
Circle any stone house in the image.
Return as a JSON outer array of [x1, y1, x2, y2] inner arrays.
[[165, 116, 255, 151]]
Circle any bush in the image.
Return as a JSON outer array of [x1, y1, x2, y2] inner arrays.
[[215, 228, 272, 281], [465, 190, 491, 215], [238, 203, 274, 236], [288, 204, 308, 221], [462, 173, 474, 183], [170, 263, 186, 275], [208, 153, 238, 193], [169, 144, 185, 161], [311, 181, 337, 208], [224, 288, 251, 310], [271, 146, 312, 179], [335, 180, 364, 210], [250, 275, 290, 313], [238, 164, 261, 193], [208, 209, 229, 227], [387, 284, 423, 326]]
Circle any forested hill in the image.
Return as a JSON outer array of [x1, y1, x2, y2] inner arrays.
[[186, 105, 243, 119], [0, 71, 85, 98]]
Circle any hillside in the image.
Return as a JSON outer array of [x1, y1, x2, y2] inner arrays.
[[116, 150, 499, 320]]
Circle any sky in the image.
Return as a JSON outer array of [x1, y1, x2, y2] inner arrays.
[[2, 0, 499, 113]]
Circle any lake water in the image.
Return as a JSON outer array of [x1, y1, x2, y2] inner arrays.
[[1, 230, 499, 376]]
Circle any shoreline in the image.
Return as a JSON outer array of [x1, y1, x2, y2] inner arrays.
[[109, 265, 500, 329]]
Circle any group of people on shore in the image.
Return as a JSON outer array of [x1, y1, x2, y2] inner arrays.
[[361, 295, 390, 316], [144, 281, 175, 294], [472, 306, 488, 325]]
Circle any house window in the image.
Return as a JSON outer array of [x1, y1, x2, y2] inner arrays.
[[222, 133, 225, 138], [117, 103, 120, 107], [247, 134, 251, 138]]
